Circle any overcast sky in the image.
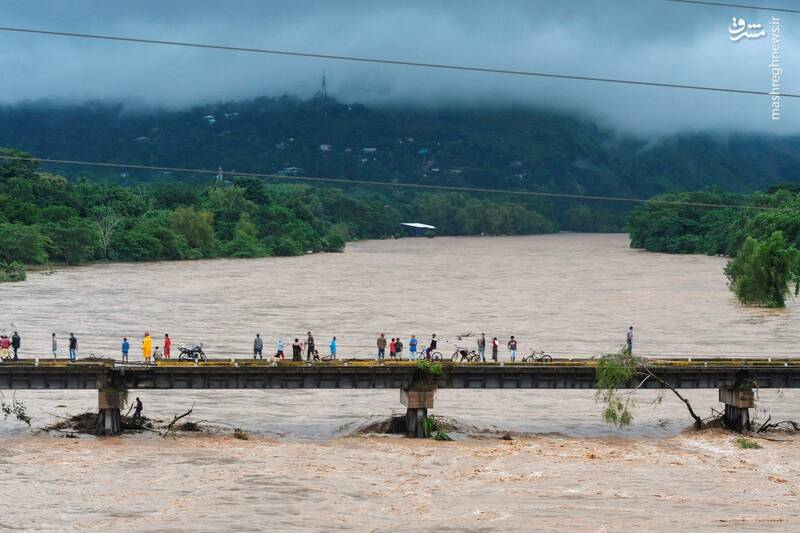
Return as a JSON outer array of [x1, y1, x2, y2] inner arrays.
[[1, 0, 797, 134]]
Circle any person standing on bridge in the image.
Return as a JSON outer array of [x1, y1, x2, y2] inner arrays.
[[507, 336, 518, 362], [142, 332, 153, 364], [11, 331, 20, 360], [276, 338, 285, 359], [395, 338, 403, 360], [329, 336, 337, 359], [377, 333, 387, 361], [253, 334, 263, 359], [306, 332, 315, 361], [292, 338, 302, 361], [491, 337, 499, 362], [51, 333, 58, 359], [164, 334, 171, 359], [389, 338, 396, 360], [409, 335, 418, 361], [121, 337, 130, 362], [626, 326, 634, 355], [0, 335, 9, 359], [68, 333, 78, 361], [478, 333, 486, 362]]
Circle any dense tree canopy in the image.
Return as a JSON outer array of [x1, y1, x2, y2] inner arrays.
[[724, 232, 800, 308], [627, 187, 800, 307], [0, 149, 569, 278]]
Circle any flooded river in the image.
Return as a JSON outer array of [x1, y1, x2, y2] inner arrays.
[[2, 234, 799, 530], [6, 233, 800, 359]]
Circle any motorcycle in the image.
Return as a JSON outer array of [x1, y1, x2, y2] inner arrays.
[[178, 343, 207, 362]]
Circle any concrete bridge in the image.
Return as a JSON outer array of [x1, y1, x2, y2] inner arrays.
[[1, 358, 798, 435]]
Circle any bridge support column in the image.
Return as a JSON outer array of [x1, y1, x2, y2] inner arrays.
[[97, 389, 125, 436], [719, 387, 754, 433], [401, 389, 435, 438]]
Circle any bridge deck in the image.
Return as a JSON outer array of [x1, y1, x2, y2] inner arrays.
[[0, 358, 799, 390]]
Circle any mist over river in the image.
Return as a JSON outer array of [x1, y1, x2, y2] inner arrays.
[[2, 234, 799, 531]]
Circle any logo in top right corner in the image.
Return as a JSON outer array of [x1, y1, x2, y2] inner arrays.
[[728, 16, 767, 41]]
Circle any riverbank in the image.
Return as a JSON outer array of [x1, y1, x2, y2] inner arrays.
[[2, 431, 798, 531]]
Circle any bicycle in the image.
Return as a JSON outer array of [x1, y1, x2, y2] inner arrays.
[[422, 348, 444, 361], [450, 347, 481, 362], [521, 349, 553, 363]]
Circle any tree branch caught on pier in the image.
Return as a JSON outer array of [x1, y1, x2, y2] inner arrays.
[[162, 402, 195, 438]]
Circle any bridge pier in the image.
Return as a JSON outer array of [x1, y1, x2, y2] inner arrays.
[[719, 387, 754, 432], [401, 389, 435, 438], [97, 389, 125, 436]]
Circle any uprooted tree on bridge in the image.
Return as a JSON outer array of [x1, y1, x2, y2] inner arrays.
[[595, 350, 703, 429]]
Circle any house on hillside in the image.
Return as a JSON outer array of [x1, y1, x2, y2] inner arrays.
[[278, 167, 301, 176]]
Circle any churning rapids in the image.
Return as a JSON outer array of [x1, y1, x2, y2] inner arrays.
[[2, 234, 799, 531]]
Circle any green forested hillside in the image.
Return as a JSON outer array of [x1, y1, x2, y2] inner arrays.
[[1, 96, 798, 201]]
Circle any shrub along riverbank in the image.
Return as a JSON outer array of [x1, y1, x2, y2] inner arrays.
[[626, 186, 800, 307], [0, 149, 562, 279]]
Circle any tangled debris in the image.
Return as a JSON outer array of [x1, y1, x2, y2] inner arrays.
[[42, 406, 261, 439], [757, 416, 800, 433], [355, 415, 408, 435], [45, 412, 155, 436], [161, 404, 194, 438], [178, 421, 202, 432], [351, 415, 465, 440]]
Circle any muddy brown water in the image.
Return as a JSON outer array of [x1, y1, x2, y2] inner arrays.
[[2, 234, 798, 530]]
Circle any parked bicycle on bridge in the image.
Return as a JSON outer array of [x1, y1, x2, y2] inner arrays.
[[521, 349, 553, 363], [450, 346, 481, 362]]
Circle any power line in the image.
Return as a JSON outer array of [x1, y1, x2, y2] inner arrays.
[[0, 154, 792, 212], [0, 26, 797, 99], [665, 0, 800, 13]]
